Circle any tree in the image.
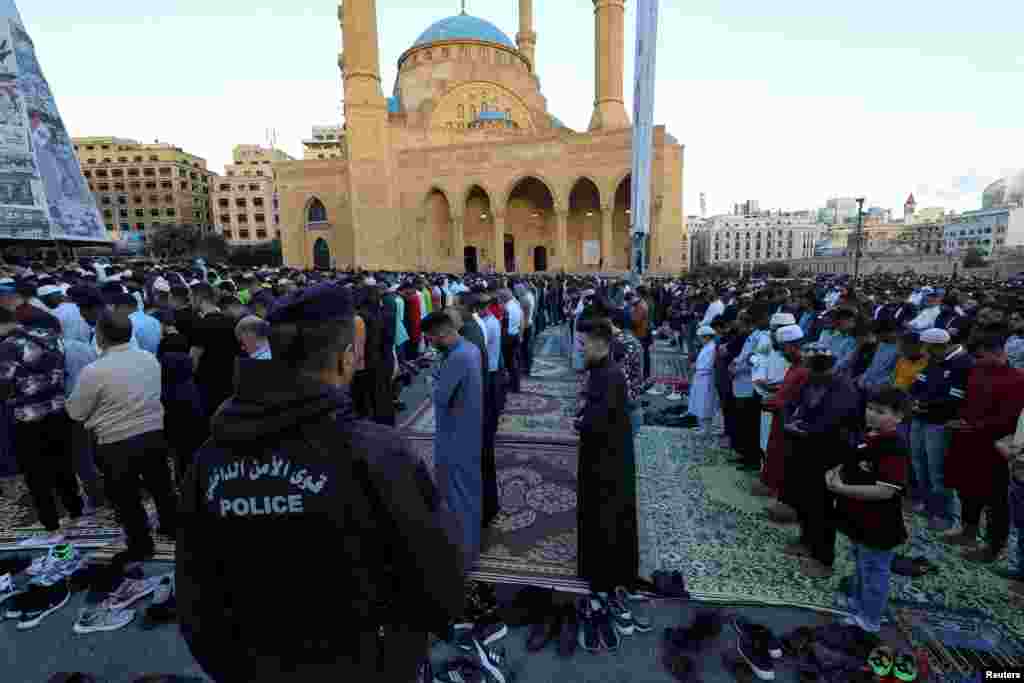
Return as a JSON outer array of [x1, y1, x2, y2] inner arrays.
[[148, 225, 200, 259], [962, 247, 987, 269]]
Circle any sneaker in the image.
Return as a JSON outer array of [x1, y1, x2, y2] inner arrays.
[[105, 576, 161, 610], [29, 544, 82, 585], [16, 580, 71, 630], [892, 651, 919, 682], [666, 392, 683, 402], [73, 606, 136, 634], [615, 586, 653, 632], [597, 591, 635, 636], [733, 617, 783, 659], [0, 573, 24, 610], [453, 620, 508, 653], [433, 658, 484, 683], [646, 384, 666, 396], [471, 641, 509, 683], [591, 597, 620, 651], [737, 630, 776, 681], [868, 645, 895, 678], [16, 531, 64, 548], [576, 596, 602, 653]]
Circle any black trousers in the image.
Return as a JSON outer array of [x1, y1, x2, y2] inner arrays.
[[641, 337, 653, 381], [14, 412, 82, 532], [521, 327, 534, 376], [790, 434, 845, 567], [734, 394, 764, 465], [504, 335, 522, 393], [961, 463, 1010, 552], [96, 430, 178, 553]]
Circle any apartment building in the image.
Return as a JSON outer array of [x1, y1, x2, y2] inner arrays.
[[690, 210, 821, 267], [211, 144, 294, 244], [72, 137, 214, 242], [301, 125, 345, 160]]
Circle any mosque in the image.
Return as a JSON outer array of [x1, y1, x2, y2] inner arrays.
[[275, 0, 687, 273]]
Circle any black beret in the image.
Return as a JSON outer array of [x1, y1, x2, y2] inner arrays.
[[267, 283, 354, 326]]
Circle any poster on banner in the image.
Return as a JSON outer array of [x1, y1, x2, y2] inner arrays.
[[0, 3, 107, 242], [583, 240, 600, 265]]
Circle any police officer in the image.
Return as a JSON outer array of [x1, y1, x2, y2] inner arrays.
[[176, 283, 465, 682]]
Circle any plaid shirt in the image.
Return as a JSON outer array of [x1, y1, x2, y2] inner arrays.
[[0, 325, 66, 423]]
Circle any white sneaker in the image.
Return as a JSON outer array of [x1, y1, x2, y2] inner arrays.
[[17, 532, 64, 549], [646, 384, 666, 396], [0, 573, 23, 607], [666, 392, 683, 402], [28, 545, 81, 585], [73, 606, 136, 634]]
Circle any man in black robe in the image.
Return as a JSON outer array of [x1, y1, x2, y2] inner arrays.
[[575, 317, 639, 593]]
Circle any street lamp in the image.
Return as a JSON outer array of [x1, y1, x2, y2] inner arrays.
[[853, 197, 865, 280]]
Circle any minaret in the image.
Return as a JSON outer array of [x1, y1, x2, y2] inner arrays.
[[904, 193, 917, 223], [517, 0, 537, 72], [338, 0, 387, 160], [589, 0, 631, 131]]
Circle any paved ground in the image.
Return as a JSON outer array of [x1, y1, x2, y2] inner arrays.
[[1, 329, 896, 682]]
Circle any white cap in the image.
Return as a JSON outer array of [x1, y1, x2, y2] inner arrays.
[[920, 328, 951, 344], [770, 312, 796, 327], [36, 284, 62, 297], [697, 325, 715, 337], [153, 277, 171, 293], [776, 324, 804, 344]]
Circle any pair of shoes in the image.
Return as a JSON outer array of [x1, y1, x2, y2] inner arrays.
[[6, 579, 71, 630], [652, 570, 690, 599], [577, 595, 619, 652], [73, 605, 136, 634], [782, 540, 810, 558], [737, 627, 776, 680], [105, 576, 163, 610], [733, 618, 783, 659], [453, 618, 509, 654], [28, 544, 82, 585], [962, 545, 1001, 564], [799, 557, 834, 579]]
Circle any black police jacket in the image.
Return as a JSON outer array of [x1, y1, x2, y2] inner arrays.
[[176, 359, 465, 682]]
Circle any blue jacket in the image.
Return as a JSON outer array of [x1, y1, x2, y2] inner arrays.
[[787, 375, 861, 447], [909, 346, 973, 424]]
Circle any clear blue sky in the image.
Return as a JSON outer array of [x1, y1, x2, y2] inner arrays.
[[18, 0, 1024, 217]]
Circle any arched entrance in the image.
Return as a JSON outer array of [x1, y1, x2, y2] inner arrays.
[[464, 246, 479, 273], [506, 177, 555, 273], [569, 178, 601, 271], [313, 238, 330, 269], [534, 245, 548, 271], [424, 189, 451, 270], [613, 176, 632, 271], [464, 185, 493, 271]]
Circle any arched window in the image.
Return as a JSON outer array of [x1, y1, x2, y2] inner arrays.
[[458, 105, 464, 120], [307, 198, 327, 223]]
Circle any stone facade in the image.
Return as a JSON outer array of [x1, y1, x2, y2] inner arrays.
[[274, 0, 686, 273], [689, 211, 820, 268]]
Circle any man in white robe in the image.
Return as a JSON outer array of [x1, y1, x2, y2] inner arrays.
[[689, 326, 719, 436]]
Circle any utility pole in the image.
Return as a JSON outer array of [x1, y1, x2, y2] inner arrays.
[[853, 197, 865, 280]]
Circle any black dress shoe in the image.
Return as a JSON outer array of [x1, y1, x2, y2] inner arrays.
[[526, 606, 563, 652]]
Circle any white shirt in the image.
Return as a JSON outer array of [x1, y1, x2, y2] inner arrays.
[[701, 299, 725, 326], [505, 298, 523, 336], [53, 302, 92, 344]]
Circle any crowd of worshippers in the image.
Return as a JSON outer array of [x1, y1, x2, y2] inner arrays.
[[667, 274, 1024, 633], [0, 256, 564, 568]]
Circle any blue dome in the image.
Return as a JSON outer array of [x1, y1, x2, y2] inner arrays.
[[413, 14, 515, 49]]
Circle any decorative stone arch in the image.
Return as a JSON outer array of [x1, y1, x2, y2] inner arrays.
[[460, 181, 497, 211], [422, 185, 454, 211], [462, 183, 497, 271], [566, 175, 603, 210], [304, 196, 328, 225], [422, 187, 454, 270], [608, 169, 633, 205], [500, 173, 562, 214]]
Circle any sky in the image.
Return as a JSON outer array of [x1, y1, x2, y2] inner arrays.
[[17, 0, 1024, 218]]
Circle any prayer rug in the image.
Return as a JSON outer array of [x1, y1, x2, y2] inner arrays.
[[635, 425, 1024, 637], [404, 433, 587, 592], [399, 388, 578, 440]]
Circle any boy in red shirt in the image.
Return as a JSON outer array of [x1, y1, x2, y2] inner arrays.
[[826, 387, 910, 633]]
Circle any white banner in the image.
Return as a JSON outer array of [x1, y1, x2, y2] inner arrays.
[[630, 0, 659, 238], [582, 239, 600, 265]]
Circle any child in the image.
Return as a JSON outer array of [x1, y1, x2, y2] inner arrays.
[[688, 325, 719, 436], [826, 387, 910, 632]]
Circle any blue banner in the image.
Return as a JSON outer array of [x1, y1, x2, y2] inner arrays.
[[630, 0, 659, 272]]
